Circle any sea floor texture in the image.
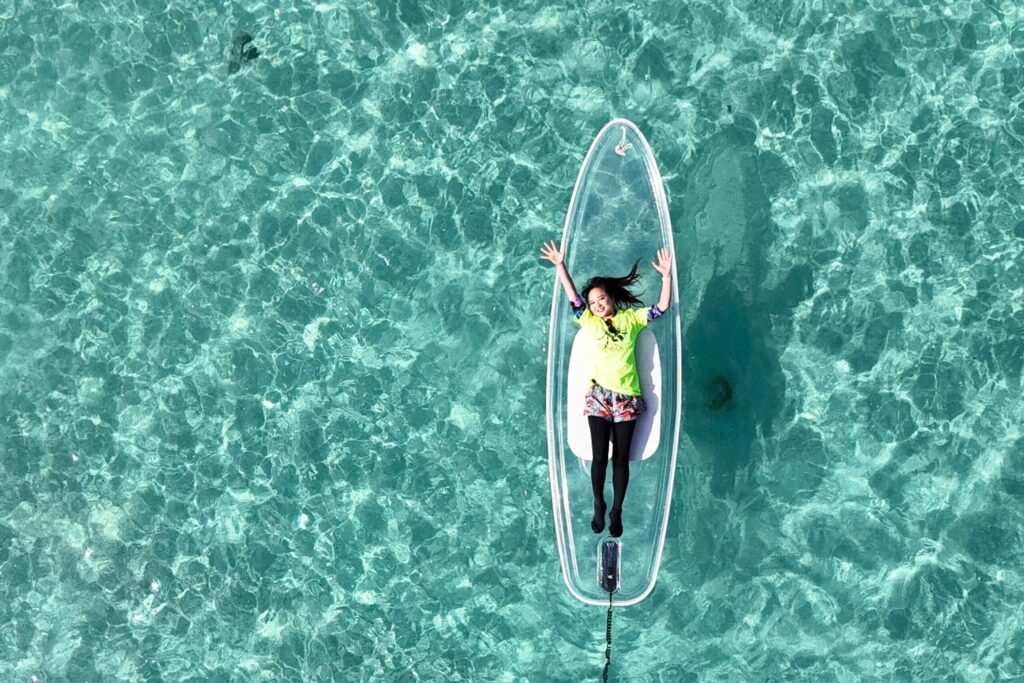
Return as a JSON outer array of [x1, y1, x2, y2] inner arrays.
[[2, 1, 1023, 681]]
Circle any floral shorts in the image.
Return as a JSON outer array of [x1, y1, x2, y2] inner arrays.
[[584, 382, 645, 423]]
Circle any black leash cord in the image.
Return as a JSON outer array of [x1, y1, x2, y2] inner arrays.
[[603, 590, 613, 682]]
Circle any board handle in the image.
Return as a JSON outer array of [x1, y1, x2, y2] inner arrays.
[[614, 126, 634, 157]]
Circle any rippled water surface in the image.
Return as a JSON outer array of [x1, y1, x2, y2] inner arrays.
[[2, 0, 1023, 680]]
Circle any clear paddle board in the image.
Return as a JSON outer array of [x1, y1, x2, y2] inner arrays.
[[546, 119, 681, 606]]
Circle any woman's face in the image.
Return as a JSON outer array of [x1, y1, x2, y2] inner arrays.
[[587, 287, 613, 319]]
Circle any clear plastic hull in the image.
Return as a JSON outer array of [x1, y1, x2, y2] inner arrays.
[[546, 119, 681, 606]]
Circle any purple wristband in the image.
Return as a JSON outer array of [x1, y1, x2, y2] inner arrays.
[[570, 296, 585, 319]]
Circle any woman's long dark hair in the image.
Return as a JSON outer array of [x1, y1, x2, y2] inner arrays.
[[581, 261, 643, 310]]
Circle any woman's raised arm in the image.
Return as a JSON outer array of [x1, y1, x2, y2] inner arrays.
[[652, 248, 672, 312], [540, 240, 581, 303]]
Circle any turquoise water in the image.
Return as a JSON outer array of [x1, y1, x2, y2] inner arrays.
[[2, 0, 1023, 679]]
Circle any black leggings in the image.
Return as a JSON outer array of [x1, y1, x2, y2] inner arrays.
[[588, 417, 635, 511]]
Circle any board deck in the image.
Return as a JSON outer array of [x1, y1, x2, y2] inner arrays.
[[566, 328, 661, 462]]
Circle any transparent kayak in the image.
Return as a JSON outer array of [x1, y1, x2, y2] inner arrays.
[[546, 119, 681, 607]]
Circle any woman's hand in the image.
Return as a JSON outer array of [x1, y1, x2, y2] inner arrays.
[[540, 240, 565, 267], [652, 248, 672, 278]]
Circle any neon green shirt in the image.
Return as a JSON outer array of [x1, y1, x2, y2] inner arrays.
[[574, 307, 649, 396]]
